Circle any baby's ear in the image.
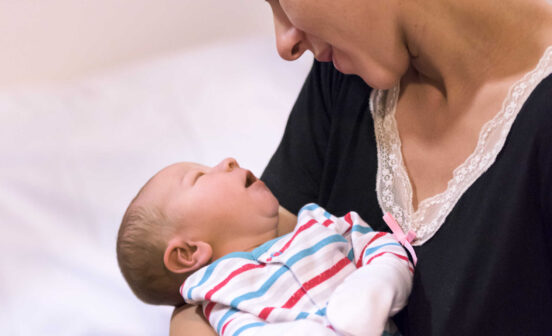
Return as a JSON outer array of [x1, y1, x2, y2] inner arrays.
[[163, 239, 212, 274]]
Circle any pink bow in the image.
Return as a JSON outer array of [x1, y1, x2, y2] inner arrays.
[[383, 212, 418, 266]]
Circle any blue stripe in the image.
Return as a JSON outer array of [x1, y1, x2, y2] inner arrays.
[[227, 236, 347, 307], [286, 234, 348, 266], [347, 248, 355, 262], [217, 234, 348, 328], [229, 266, 289, 307], [233, 322, 265, 336], [217, 308, 239, 333], [186, 252, 255, 299], [251, 235, 285, 259], [323, 211, 331, 219], [315, 307, 326, 316], [296, 312, 309, 320], [352, 224, 374, 234], [298, 203, 319, 216], [363, 242, 402, 258]]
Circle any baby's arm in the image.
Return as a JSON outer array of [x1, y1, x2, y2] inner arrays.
[[205, 302, 337, 336], [327, 212, 413, 336]]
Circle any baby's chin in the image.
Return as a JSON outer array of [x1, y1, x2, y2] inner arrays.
[[263, 189, 280, 217]]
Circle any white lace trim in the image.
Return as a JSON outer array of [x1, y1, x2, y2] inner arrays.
[[372, 46, 552, 246]]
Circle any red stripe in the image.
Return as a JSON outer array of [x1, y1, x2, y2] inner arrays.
[[278, 219, 317, 254], [367, 231, 388, 246], [356, 232, 387, 267], [281, 288, 308, 309], [258, 306, 275, 320], [221, 318, 234, 336], [283, 256, 351, 308], [205, 263, 266, 300], [204, 302, 216, 321], [344, 212, 353, 226], [322, 219, 333, 227], [366, 251, 410, 265], [344, 213, 354, 233]]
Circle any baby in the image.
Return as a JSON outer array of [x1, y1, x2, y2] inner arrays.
[[117, 158, 414, 336]]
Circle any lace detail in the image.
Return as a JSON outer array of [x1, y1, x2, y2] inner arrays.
[[372, 46, 552, 246]]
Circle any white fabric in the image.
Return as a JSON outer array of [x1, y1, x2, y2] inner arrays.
[[183, 203, 412, 336], [372, 46, 552, 245], [327, 259, 410, 336], [0, 36, 312, 335]]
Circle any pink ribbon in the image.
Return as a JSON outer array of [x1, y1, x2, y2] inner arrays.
[[383, 212, 418, 266]]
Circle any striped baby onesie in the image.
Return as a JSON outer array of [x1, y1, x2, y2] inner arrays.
[[181, 203, 413, 336]]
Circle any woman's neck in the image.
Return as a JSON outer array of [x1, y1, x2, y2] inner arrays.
[[400, 0, 552, 104]]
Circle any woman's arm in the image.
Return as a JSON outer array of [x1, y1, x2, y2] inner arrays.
[[170, 305, 216, 336]]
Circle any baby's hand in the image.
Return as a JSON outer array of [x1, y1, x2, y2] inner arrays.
[[326, 260, 412, 336]]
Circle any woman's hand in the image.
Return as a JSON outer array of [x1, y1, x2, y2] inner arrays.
[[170, 305, 216, 336]]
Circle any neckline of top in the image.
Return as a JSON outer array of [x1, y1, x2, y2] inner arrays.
[[370, 46, 552, 246]]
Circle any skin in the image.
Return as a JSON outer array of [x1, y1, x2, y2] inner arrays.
[[171, 0, 552, 333], [267, 0, 410, 88], [134, 158, 282, 270], [157, 159, 296, 336]]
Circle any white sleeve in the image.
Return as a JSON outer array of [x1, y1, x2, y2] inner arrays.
[[326, 212, 413, 336], [326, 257, 413, 336]]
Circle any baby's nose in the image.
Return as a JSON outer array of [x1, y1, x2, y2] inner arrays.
[[215, 157, 239, 172]]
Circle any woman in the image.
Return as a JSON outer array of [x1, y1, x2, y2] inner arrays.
[[171, 0, 552, 334]]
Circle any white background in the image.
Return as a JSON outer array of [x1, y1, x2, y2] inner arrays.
[[0, 0, 274, 88], [0, 1, 313, 335]]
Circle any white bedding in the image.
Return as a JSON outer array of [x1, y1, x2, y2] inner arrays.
[[0, 36, 312, 335]]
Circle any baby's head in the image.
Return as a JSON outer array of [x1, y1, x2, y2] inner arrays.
[[117, 158, 280, 306]]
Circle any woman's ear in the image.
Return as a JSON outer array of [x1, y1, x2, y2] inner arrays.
[[163, 239, 212, 274]]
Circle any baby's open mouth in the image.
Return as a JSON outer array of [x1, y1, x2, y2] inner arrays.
[[245, 170, 257, 188]]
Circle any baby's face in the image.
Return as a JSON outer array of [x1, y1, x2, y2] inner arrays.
[[136, 158, 280, 242]]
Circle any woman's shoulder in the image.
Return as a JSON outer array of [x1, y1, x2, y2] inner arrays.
[[521, 72, 552, 131], [507, 72, 552, 166]]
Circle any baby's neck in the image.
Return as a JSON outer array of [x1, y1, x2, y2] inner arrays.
[[210, 228, 279, 261]]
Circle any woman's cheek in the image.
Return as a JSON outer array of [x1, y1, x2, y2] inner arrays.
[[278, 0, 316, 30]]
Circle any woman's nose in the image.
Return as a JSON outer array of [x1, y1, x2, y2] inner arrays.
[[275, 26, 307, 61], [214, 157, 239, 172], [272, 9, 307, 61]]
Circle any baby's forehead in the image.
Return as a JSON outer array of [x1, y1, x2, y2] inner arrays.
[[138, 161, 207, 201], [158, 161, 207, 178]]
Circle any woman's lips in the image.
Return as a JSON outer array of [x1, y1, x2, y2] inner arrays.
[[316, 48, 342, 72], [315, 48, 333, 62], [332, 54, 342, 72]]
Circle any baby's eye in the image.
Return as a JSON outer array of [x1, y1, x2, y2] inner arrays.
[[193, 172, 205, 185]]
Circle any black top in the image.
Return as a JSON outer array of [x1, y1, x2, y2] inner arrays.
[[261, 60, 552, 336]]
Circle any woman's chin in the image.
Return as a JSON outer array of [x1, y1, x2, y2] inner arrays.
[[360, 69, 402, 90], [339, 54, 405, 89]]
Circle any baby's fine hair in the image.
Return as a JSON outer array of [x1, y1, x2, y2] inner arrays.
[[116, 200, 184, 306]]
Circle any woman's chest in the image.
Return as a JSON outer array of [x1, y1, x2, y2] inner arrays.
[[395, 130, 477, 210], [394, 85, 510, 210]]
